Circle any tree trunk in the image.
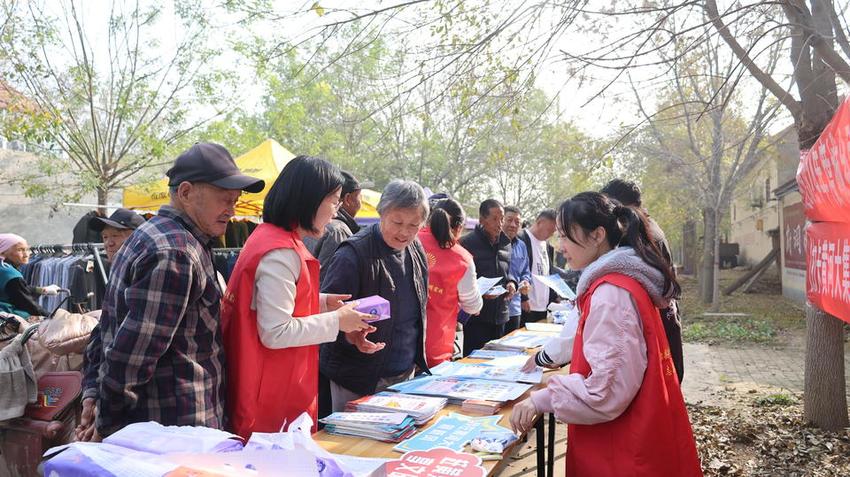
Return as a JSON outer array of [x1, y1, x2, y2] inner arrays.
[[804, 304, 849, 431], [711, 223, 720, 311], [682, 220, 697, 275], [700, 208, 717, 304], [96, 187, 108, 216]]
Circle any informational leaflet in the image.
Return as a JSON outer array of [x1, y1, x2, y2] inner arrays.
[[393, 414, 481, 453], [429, 361, 543, 384], [484, 332, 552, 351], [468, 349, 526, 360], [476, 276, 503, 295], [388, 376, 532, 403], [524, 322, 563, 333], [392, 414, 504, 453], [533, 273, 577, 300]]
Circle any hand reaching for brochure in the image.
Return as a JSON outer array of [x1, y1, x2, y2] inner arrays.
[[345, 327, 386, 354], [521, 355, 539, 373], [509, 398, 540, 435], [518, 280, 531, 295]]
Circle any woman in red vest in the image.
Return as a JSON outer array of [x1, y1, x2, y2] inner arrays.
[[418, 198, 483, 367], [510, 192, 702, 477], [221, 156, 375, 438]]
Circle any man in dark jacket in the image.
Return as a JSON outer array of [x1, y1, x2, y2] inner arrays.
[[601, 178, 684, 384], [307, 171, 363, 273], [319, 180, 430, 412], [459, 199, 516, 356]]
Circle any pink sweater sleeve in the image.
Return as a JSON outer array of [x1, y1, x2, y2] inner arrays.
[[530, 283, 647, 425]]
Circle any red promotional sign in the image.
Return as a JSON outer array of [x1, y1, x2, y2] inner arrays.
[[796, 98, 850, 223], [806, 222, 850, 323], [386, 448, 487, 477]]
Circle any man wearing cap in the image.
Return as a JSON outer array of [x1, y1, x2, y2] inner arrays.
[[89, 208, 146, 262], [309, 171, 363, 274], [90, 142, 264, 437], [75, 208, 145, 442]]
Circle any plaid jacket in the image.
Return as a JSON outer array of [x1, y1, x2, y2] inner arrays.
[[94, 206, 225, 436]]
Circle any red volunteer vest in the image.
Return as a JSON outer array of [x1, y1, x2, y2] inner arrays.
[[567, 273, 702, 477], [418, 228, 474, 367], [221, 223, 320, 439]]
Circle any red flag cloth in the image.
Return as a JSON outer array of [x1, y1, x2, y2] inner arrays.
[[806, 221, 850, 323], [797, 98, 850, 223]]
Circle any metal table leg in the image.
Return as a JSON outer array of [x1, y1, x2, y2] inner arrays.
[[535, 416, 545, 477], [547, 413, 555, 477]]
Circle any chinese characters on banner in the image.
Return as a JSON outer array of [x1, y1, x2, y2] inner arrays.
[[783, 202, 807, 270], [796, 100, 850, 223], [797, 97, 850, 322], [806, 222, 850, 322], [386, 448, 486, 477]]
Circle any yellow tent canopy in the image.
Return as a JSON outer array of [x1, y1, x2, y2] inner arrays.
[[122, 139, 295, 216], [356, 188, 381, 219]]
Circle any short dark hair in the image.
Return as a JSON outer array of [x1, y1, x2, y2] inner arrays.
[[601, 178, 642, 207], [479, 199, 503, 218], [536, 208, 557, 222], [263, 156, 344, 233], [504, 205, 521, 216]]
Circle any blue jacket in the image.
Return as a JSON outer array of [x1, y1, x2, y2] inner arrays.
[[508, 238, 531, 316]]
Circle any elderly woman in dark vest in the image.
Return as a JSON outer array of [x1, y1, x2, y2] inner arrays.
[[319, 180, 430, 412]]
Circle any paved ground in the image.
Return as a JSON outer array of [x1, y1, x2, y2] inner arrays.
[[498, 337, 850, 477]]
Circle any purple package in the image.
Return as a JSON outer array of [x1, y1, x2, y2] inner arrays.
[[350, 295, 391, 322]]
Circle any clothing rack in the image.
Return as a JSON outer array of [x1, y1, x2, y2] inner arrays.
[[30, 243, 108, 287]]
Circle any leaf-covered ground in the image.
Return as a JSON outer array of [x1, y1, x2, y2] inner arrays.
[[691, 394, 850, 476]]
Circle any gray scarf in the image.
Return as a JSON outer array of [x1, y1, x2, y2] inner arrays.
[[576, 246, 671, 309]]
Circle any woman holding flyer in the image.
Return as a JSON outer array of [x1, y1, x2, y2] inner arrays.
[[509, 192, 702, 476], [221, 156, 375, 438], [418, 197, 483, 367]]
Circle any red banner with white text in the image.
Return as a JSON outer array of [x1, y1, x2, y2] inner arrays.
[[797, 97, 850, 322], [805, 222, 850, 323], [796, 99, 850, 223]]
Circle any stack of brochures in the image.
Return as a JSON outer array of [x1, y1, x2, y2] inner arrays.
[[346, 392, 447, 425], [388, 376, 532, 405], [320, 412, 417, 442], [461, 399, 503, 415], [468, 349, 526, 360], [430, 361, 543, 384], [484, 331, 552, 351]]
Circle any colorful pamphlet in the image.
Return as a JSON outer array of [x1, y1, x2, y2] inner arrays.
[[320, 412, 417, 442], [429, 361, 543, 384], [393, 414, 481, 453], [388, 376, 532, 404], [345, 392, 447, 425]]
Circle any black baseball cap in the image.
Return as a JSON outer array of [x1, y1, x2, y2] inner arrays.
[[166, 143, 265, 193], [90, 208, 146, 232]]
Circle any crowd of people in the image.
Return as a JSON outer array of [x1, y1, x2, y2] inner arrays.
[[0, 141, 700, 475]]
